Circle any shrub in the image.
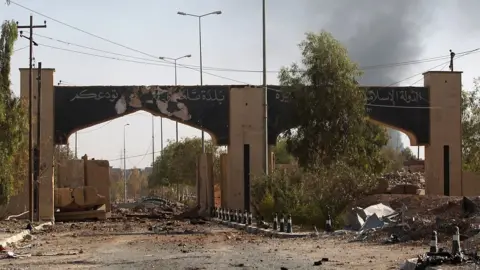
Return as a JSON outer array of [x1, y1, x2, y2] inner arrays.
[[252, 161, 378, 229]]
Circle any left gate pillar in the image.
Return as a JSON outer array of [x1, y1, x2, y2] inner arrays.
[[19, 67, 55, 221]]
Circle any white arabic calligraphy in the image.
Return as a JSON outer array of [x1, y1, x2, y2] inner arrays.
[[184, 88, 226, 102], [70, 87, 227, 103], [69, 89, 120, 102], [366, 88, 427, 106]]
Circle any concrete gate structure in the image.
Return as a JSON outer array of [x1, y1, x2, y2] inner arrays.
[[8, 68, 480, 221]]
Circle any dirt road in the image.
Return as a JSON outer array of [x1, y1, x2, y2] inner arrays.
[[0, 221, 434, 270]]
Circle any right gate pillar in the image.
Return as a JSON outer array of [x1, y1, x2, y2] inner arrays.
[[423, 71, 462, 196]]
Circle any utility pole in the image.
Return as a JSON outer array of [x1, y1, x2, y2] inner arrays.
[[152, 116, 155, 168], [75, 133, 78, 159], [123, 123, 129, 202], [262, 0, 269, 175], [160, 118, 164, 155], [34, 62, 42, 222], [17, 15, 46, 222]]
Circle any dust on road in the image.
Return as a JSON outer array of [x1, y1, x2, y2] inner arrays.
[[0, 220, 429, 270]]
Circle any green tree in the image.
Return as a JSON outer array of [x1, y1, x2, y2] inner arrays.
[[273, 138, 294, 165], [53, 145, 75, 186], [148, 138, 220, 190], [401, 147, 416, 161], [109, 169, 123, 202], [0, 20, 28, 205], [462, 79, 480, 172], [278, 31, 388, 172], [127, 167, 147, 200]]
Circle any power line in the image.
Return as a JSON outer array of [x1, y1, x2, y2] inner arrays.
[[76, 120, 113, 134], [10, 1, 479, 118], [38, 43, 249, 84], [38, 41, 480, 89], [45, 41, 478, 112], [109, 149, 163, 162], [8, 0, 159, 59], [26, 31, 472, 74], [11, 0, 480, 95], [10, 0, 479, 84], [406, 49, 479, 86], [14, 45, 29, 52]]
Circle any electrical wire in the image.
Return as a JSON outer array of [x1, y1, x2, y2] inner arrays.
[[108, 149, 163, 162], [38, 43, 249, 84], [8, 0, 160, 59], [14, 45, 29, 52], [39, 41, 480, 91], [406, 49, 479, 86], [11, 1, 480, 93], [129, 127, 160, 168], [366, 48, 479, 110], [25, 31, 474, 74], [76, 120, 113, 134]]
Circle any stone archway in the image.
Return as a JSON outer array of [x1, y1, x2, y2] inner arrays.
[[9, 68, 472, 221]]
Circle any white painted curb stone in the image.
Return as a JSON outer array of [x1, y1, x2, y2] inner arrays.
[[0, 222, 53, 248]]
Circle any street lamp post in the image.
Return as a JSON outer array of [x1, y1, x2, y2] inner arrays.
[[262, 0, 269, 176], [177, 10, 222, 153], [123, 123, 130, 202], [159, 54, 192, 143]]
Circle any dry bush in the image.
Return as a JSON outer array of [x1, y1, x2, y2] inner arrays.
[[251, 161, 378, 228]]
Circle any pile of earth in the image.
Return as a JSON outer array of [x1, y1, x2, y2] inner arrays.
[[370, 171, 426, 194], [354, 195, 480, 246], [382, 170, 425, 189], [112, 197, 188, 218]]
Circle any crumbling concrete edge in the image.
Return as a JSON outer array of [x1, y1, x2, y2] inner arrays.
[[212, 218, 313, 239], [0, 222, 53, 248]]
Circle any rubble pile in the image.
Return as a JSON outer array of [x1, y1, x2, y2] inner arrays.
[[383, 170, 425, 189], [372, 170, 426, 195], [345, 195, 480, 245], [401, 248, 479, 269], [112, 196, 188, 219]]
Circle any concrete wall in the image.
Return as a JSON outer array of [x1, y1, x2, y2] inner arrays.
[[56, 158, 111, 212], [85, 159, 111, 212], [57, 159, 84, 188], [423, 71, 462, 196]]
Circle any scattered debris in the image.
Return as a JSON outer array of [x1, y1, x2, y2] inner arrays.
[[112, 196, 188, 219], [383, 170, 425, 190], [5, 211, 29, 221], [344, 203, 399, 232], [313, 258, 329, 266]]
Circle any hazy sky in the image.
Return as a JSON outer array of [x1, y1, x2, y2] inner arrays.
[[3, 0, 480, 169]]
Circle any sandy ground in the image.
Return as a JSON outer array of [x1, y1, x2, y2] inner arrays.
[[2, 194, 478, 269], [0, 220, 444, 270]]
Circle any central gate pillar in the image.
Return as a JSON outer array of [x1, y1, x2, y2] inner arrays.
[[423, 71, 462, 196], [227, 87, 267, 211]]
